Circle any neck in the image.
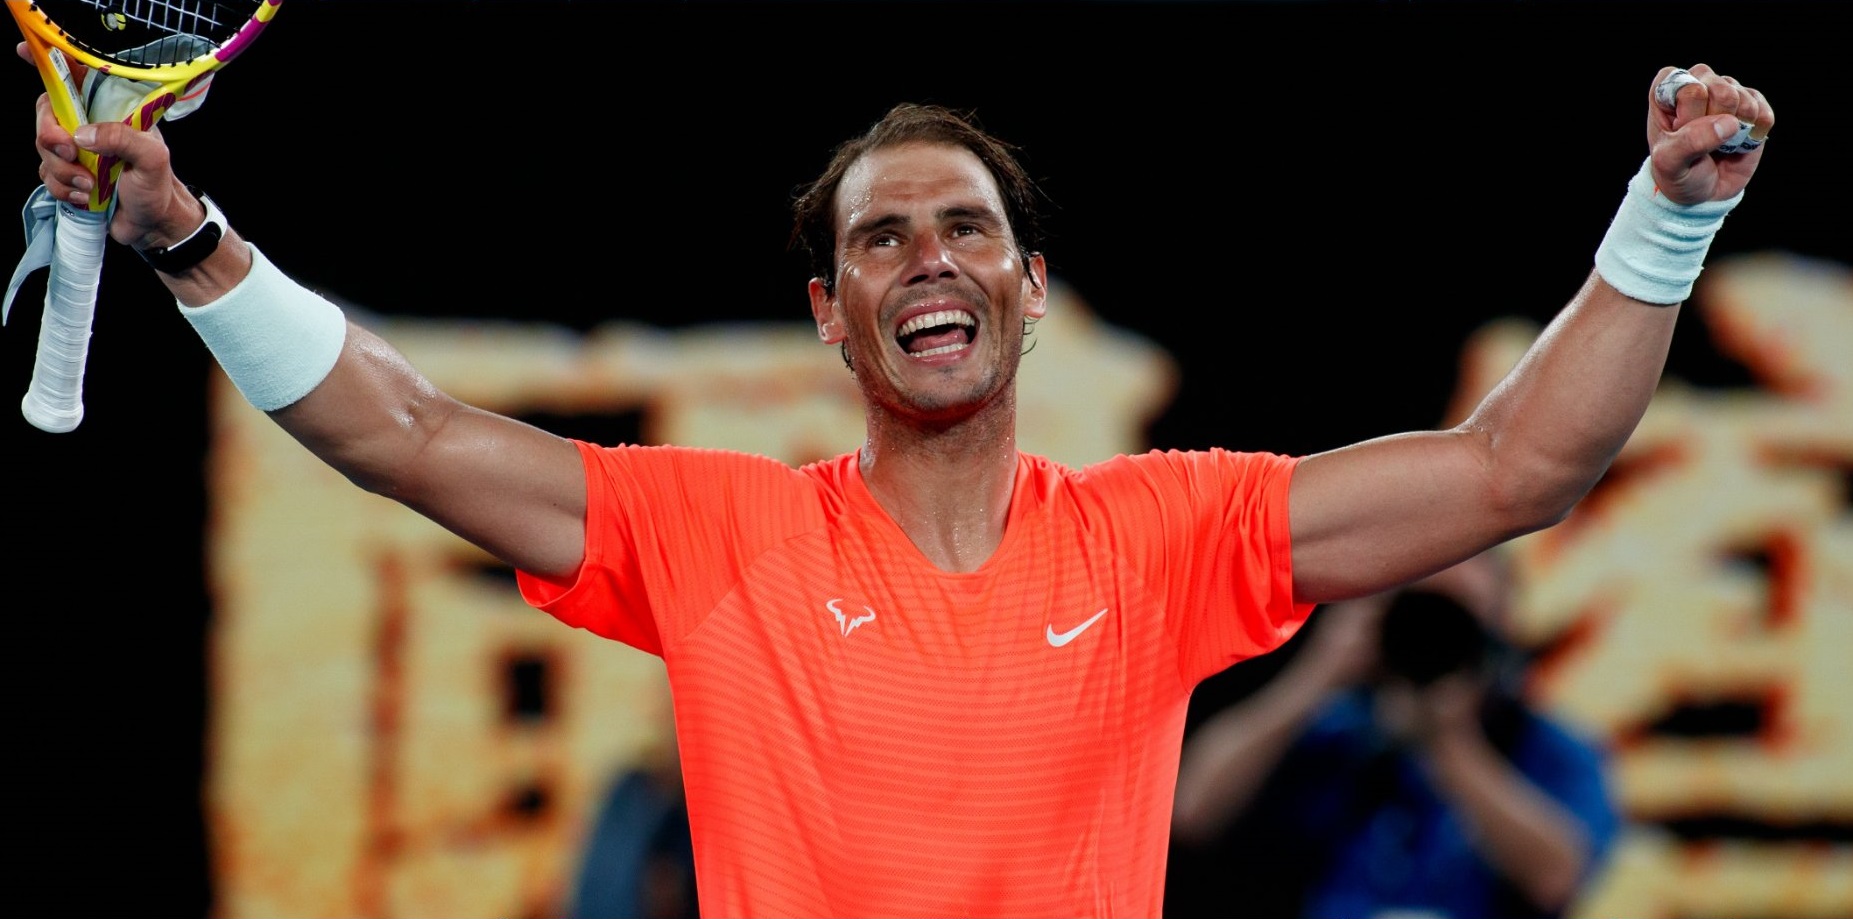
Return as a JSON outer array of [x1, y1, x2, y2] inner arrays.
[[860, 397, 1021, 573]]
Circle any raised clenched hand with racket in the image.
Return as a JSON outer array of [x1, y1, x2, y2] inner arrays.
[[3, 0, 280, 432]]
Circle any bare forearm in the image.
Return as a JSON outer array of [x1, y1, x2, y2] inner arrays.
[[1173, 665, 1335, 844], [1461, 271, 1680, 517], [271, 325, 588, 576], [163, 239, 589, 578], [272, 322, 471, 491], [1426, 729, 1591, 912], [1287, 272, 1681, 603]]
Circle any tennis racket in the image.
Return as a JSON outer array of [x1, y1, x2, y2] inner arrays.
[[4, 0, 280, 432]]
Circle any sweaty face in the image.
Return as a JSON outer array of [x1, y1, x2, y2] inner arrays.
[[809, 142, 1047, 423]]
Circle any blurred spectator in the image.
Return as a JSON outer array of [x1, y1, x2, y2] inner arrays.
[[569, 704, 697, 919], [1171, 550, 1619, 919]]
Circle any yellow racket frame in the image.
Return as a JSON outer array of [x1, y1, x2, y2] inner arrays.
[[7, 0, 282, 211]]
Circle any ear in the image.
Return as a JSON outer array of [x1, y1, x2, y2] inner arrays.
[[808, 277, 845, 344], [1022, 253, 1049, 321]]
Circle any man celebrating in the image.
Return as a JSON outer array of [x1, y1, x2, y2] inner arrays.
[[20, 43, 1771, 917]]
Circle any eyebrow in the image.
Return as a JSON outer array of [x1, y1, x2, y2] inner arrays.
[[844, 213, 909, 250], [940, 204, 1002, 225], [843, 203, 1007, 249]]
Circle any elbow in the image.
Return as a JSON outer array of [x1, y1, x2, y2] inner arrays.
[[328, 437, 419, 500], [1484, 454, 1599, 538], [1467, 413, 1622, 537], [1513, 495, 1579, 538], [333, 392, 464, 501]]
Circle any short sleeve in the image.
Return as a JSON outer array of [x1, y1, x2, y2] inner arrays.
[[516, 440, 825, 656]]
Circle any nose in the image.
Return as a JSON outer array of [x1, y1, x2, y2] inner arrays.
[[905, 233, 960, 286]]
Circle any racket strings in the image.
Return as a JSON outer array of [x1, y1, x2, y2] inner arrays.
[[34, 0, 246, 64], [77, 0, 230, 34]]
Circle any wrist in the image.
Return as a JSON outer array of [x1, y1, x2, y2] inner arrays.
[[178, 242, 346, 412], [162, 227, 254, 308], [1593, 157, 1743, 305], [1423, 721, 1496, 782], [137, 185, 228, 275]]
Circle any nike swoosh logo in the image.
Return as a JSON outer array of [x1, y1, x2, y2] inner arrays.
[[1046, 608, 1108, 647]]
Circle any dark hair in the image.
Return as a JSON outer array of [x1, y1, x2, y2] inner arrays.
[[790, 103, 1047, 294]]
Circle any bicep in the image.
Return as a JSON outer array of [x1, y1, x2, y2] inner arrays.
[[396, 407, 589, 578], [1287, 427, 1529, 603]]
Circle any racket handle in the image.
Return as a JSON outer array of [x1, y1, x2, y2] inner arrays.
[[22, 203, 107, 433]]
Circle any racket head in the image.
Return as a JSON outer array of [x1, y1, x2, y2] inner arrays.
[[11, 1, 280, 84], [9, 1, 281, 207]]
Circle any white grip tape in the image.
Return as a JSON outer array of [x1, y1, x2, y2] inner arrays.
[[21, 203, 108, 432], [1593, 158, 1742, 305], [179, 243, 345, 411]]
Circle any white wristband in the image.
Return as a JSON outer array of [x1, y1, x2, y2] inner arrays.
[[178, 242, 346, 411], [1593, 157, 1742, 305]]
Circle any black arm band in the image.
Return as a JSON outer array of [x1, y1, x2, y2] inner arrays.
[[137, 186, 227, 275]]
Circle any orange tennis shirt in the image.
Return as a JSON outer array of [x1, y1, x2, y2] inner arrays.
[[518, 442, 1312, 918]]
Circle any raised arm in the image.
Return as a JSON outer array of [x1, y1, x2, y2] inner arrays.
[[1287, 63, 1774, 603], [25, 62, 588, 578]]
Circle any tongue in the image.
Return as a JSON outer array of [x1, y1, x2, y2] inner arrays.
[[906, 328, 968, 354]]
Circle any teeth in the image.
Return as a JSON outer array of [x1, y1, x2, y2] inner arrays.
[[911, 342, 968, 357], [897, 309, 975, 337]]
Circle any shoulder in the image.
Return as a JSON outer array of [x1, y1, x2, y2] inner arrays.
[[1067, 447, 1300, 485], [576, 442, 850, 512], [581, 441, 840, 478], [1014, 449, 1303, 548], [1047, 449, 1302, 510], [796, 449, 863, 484]]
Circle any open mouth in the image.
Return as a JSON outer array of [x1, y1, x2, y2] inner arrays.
[[897, 309, 977, 358]]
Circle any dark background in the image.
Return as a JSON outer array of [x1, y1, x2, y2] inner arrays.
[[4, 2, 1842, 915]]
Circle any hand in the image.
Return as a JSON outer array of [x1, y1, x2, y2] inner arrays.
[[1378, 667, 1489, 748], [1415, 671, 1486, 740], [1375, 671, 1487, 747], [1647, 62, 1774, 206], [18, 41, 199, 251]]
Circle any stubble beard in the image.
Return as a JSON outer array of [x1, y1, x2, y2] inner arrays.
[[859, 326, 1026, 435]]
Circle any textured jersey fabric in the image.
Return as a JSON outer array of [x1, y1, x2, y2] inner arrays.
[[519, 443, 1310, 918]]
